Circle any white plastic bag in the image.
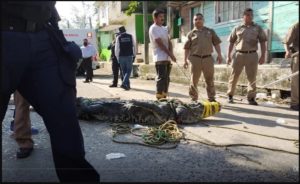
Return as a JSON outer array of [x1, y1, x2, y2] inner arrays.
[[276, 118, 286, 124], [106, 153, 126, 160]]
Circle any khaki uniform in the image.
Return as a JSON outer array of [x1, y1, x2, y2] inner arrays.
[[227, 22, 267, 99], [283, 22, 299, 106], [184, 27, 221, 101], [13, 91, 34, 149]]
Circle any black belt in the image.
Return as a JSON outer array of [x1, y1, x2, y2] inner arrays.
[[191, 54, 211, 58], [236, 50, 256, 54], [1, 18, 46, 32]]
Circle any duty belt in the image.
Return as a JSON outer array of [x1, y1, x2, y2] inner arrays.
[[191, 54, 211, 58], [1, 18, 45, 32], [236, 50, 256, 54]]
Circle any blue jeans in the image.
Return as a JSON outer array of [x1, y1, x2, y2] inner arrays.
[[1, 30, 99, 181], [119, 56, 133, 88]]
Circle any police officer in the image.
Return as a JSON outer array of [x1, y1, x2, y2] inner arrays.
[[183, 13, 222, 102], [283, 22, 299, 111], [115, 26, 136, 90], [108, 33, 123, 87], [1, 1, 99, 182], [226, 8, 267, 105]]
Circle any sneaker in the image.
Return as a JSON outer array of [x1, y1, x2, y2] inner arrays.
[[228, 95, 234, 103], [16, 147, 33, 159], [248, 98, 258, 105], [290, 105, 299, 111], [83, 80, 90, 83]]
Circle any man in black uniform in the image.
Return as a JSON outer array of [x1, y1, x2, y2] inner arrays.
[[1, 1, 100, 182], [115, 26, 136, 90], [108, 33, 123, 87]]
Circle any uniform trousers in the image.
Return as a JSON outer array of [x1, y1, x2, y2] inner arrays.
[[13, 90, 34, 149], [189, 55, 216, 101], [112, 58, 123, 86], [0, 30, 99, 182], [227, 52, 258, 100]]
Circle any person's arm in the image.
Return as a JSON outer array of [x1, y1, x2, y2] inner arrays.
[[283, 43, 291, 58], [283, 25, 296, 59], [258, 26, 267, 65], [226, 27, 237, 65], [168, 39, 176, 62], [226, 43, 234, 65], [211, 30, 222, 64], [183, 49, 190, 69], [214, 44, 222, 64], [115, 36, 120, 61], [259, 41, 266, 65]]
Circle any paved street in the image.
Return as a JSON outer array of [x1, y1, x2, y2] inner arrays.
[[2, 70, 299, 182]]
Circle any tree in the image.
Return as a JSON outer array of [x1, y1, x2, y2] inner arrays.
[[122, 1, 167, 16]]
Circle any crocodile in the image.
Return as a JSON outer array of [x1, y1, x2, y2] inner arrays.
[[76, 97, 221, 124]]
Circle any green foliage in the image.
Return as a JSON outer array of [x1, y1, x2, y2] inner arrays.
[[125, 1, 140, 16], [100, 48, 111, 62]]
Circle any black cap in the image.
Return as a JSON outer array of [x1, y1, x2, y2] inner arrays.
[[118, 26, 126, 33]]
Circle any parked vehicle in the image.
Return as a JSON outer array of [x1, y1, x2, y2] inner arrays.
[[62, 29, 100, 76]]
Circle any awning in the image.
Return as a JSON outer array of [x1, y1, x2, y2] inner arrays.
[[99, 24, 123, 32]]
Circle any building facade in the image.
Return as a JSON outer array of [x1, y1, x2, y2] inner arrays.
[[168, 1, 299, 60]]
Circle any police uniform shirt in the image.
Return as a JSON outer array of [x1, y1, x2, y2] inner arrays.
[[80, 44, 97, 58], [228, 22, 267, 51], [184, 26, 221, 56], [149, 23, 169, 62], [283, 22, 299, 52]]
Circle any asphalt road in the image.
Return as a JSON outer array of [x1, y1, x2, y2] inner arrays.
[[2, 72, 299, 182]]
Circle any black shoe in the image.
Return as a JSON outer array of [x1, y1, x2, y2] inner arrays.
[[83, 80, 90, 83], [16, 148, 33, 159], [209, 98, 216, 102], [10, 120, 14, 131], [109, 84, 117, 87], [290, 105, 299, 111], [228, 95, 234, 103], [248, 98, 258, 105]]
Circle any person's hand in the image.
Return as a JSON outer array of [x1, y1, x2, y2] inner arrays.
[[226, 56, 232, 65], [170, 53, 177, 62], [217, 54, 223, 64], [183, 61, 188, 69], [285, 51, 291, 59], [258, 56, 265, 65]]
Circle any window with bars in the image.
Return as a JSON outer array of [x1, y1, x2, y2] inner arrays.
[[216, 1, 251, 23]]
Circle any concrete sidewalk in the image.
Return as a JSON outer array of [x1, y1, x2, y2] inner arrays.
[[2, 71, 299, 182]]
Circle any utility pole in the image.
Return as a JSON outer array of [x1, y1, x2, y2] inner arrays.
[[89, 17, 92, 29], [143, 1, 149, 64]]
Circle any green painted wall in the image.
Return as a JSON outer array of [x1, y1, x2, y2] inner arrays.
[[135, 14, 153, 44], [272, 1, 299, 52]]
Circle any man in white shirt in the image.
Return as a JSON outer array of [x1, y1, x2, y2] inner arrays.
[[80, 38, 97, 83], [149, 9, 176, 100], [115, 26, 136, 90]]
